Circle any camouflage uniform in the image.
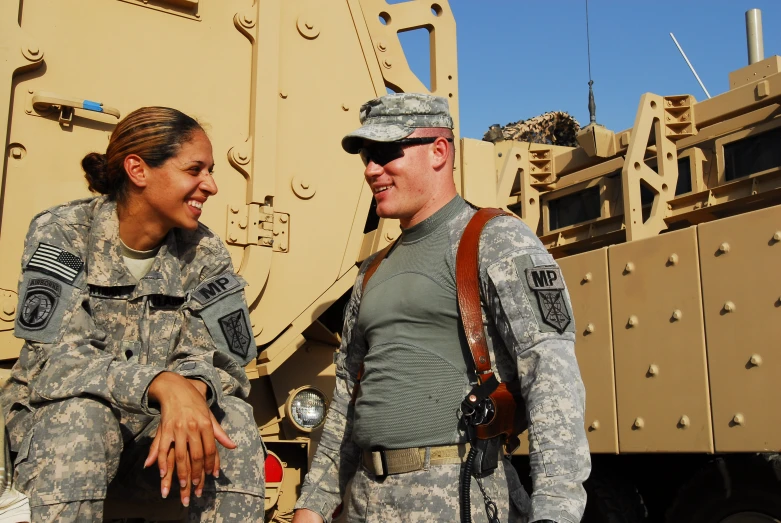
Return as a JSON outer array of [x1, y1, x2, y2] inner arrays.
[[296, 94, 590, 523], [0, 196, 265, 522]]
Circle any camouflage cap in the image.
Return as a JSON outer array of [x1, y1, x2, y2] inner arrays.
[[341, 93, 454, 154]]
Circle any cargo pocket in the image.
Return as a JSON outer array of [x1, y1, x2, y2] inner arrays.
[[529, 399, 577, 477], [13, 427, 37, 494]]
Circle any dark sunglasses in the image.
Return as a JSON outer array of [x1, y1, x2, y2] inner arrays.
[[359, 137, 454, 167]]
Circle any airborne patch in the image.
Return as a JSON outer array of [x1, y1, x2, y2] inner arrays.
[[526, 267, 571, 333], [19, 278, 61, 330], [192, 273, 240, 306], [218, 309, 251, 358]]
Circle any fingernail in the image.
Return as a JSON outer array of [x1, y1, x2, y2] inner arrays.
[[193, 478, 199, 486], [183, 496, 190, 507], [196, 489, 203, 498], [162, 487, 169, 499], [160, 469, 166, 478], [214, 469, 220, 479], [180, 479, 187, 488]]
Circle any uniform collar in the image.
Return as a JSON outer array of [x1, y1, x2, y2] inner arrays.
[[86, 198, 185, 297], [401, 195, 466, 244]]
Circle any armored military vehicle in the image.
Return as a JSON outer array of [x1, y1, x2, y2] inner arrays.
[[1, 1, 779, 521], [478, 9, 781, 522]]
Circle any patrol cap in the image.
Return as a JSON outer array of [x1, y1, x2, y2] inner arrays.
[[341, 93, 454, 154]]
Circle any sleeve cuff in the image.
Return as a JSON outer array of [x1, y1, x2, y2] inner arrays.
[[172, 360, 224, 408], [120, 366, 167, 415]]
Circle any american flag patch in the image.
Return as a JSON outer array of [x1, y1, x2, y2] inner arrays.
[[27, 243, 84, 284]]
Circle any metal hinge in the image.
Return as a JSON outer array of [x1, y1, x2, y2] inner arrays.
[[226, 204, 289, 252]]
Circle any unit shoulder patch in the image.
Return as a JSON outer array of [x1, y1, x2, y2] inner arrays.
[[18, 278, 61, 330], [191, 273, 241, 306], [526, 267, 570, 333], [218, 309, 252, 359]]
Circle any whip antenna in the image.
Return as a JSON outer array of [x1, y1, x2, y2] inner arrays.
[[670, 33, 711, 99], [585, 0, 597, 124]]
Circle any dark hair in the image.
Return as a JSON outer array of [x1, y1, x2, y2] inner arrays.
[[81, 106, 203, 202]]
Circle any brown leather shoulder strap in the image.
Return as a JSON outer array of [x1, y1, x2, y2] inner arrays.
[[456, 208, 513, 377], [362, 240, 396, 293]]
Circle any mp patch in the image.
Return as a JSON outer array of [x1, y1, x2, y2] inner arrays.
[[18, 278, 61, 330], [26, 243, 84, 285], [192, 273, 241, 306], [526, 267, 570, 333], [218, 309, 251, 359]]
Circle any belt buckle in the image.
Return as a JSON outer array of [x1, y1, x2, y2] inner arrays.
[[370, 448, 389, 479]]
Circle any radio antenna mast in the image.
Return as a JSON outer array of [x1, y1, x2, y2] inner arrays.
[[670, 33, 711, 99], [585, 0, 598, 124]]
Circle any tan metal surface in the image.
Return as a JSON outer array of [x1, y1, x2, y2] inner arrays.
[[558, 249, 618, 454], [698, 204, 781, 451], [609, 228, 713, 452]]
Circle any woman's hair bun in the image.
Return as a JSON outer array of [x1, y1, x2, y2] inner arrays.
[[81, 152, 110, 194]]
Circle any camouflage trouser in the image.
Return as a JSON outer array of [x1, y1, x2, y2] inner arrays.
[[343, 455, 530, 523], [9, 395, 264, 522]]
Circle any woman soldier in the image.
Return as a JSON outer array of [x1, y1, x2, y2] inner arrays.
[[0, 107, 265, 521]]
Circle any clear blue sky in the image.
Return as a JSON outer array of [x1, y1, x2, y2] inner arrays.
[[396, 1, 781, 139]]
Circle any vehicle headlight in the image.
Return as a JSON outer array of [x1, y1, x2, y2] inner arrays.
[[286, 387, 327, 432]]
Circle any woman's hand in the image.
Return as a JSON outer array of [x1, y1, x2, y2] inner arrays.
[[143, 372, 236, 505]]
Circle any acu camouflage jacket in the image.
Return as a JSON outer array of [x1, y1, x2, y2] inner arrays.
[[1, 197, 257, 448]]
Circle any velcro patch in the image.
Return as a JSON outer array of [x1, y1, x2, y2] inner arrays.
[[18, 278, 61, 330], [89, 285, 135, 300], [218, 309, 252, 359], [150, 295, 186, 310], [191, 273, 241, 306], [526, 267, 565, 290], [26, 243, 84, 285]]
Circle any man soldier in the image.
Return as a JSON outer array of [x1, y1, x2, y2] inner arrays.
[[293, 93, 590, 523]]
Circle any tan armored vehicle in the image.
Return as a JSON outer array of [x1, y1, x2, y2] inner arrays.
[[1, 1, 779, 521]]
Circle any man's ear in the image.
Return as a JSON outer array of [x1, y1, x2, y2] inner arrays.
[[431, 136, 450, 170], [124, 154, 148, 188]]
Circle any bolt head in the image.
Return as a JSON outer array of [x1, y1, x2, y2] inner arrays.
[[624, 262, 635, 273], [723, 301, 735, 313], [773, 231, 781, 242], [732, 413, 745, 426], [583, 272, 592, 282], [589, 420, 600, 431], [672, 309, 682, 321], [718, 242, 731, 253], [668, 253, 679, 265], [469, 394, 477, 403], [647, 364, 659, 376], [628, 315, 638, 327], [749, 354, 762, 366], [633, 417, 645, 429], [679, 415, 690, 428], [585, 323, 595, 334]]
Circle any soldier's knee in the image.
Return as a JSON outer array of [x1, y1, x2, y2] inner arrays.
[[215, 396, 259, 445], [37, 396, 119, 440], [14, 398, 122, 506], [211, 396, 264, 495]]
